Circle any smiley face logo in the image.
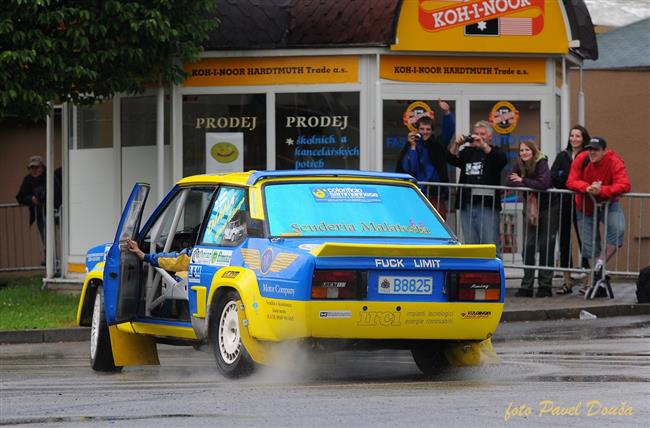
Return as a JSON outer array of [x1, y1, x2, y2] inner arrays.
[[312, 188, 327, 199], [210, 142, 239, 164]]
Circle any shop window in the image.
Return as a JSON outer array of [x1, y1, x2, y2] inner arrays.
[[76, 100, 113, 149], [469, 100, 541, 176], [382, 99, 456, 173], [182, 94, 266, 177], [121, 95, 170, 147], [276, 92, 360, 170]]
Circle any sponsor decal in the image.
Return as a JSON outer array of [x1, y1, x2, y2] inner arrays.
[[188, 265, 202, 284], [209, 249, 232, 266], [191, 248, 211, 264], [191, 248, 233, 266], [310, 186, 381, 203], [357, 311, 402, 327], [221, 270, 240, 279], [402, 101, 434, 132], [319, 310, 352, 319], [489, 101, 520, 134], [260, 282, 296, 297], [260, 248, 274, 275], [461, 310, 492, 319], [240, 248, 299, 274]]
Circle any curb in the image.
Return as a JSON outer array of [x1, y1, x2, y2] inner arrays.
[[501, 303, 650, 322], [2, 304, 650, 344], [0, 327, 89, 345]]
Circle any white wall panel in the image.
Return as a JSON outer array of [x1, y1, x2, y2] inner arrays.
[[68, 148, 119, 257]]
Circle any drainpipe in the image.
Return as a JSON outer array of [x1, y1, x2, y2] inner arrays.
[[578, 65, 585, 126], [156, 87, 164, 201]]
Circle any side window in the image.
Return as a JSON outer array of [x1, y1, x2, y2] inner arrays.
[[143, 187, 215, 253], [201, 186, 248, 246]]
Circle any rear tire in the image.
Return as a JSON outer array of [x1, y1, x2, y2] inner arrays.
[[210, 290, 255, 378], [411, 344, 449, 376], [90, 286, 122, 372]]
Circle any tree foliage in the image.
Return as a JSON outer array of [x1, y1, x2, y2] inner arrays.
[[0, 0, 216, 121]]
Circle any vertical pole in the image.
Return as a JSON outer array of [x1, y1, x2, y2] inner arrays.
[[45, 106, 55, 279], [157, 87, 165, 202], [578, 66, 585, 126]]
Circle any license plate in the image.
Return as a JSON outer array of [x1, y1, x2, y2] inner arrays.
[[377, 276, 433, 295]]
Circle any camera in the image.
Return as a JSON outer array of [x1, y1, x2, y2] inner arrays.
[[463, 134, 475, 144]]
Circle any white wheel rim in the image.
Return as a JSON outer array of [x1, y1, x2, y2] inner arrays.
[[90, 291, 101, 358], [218, 301, 241, 364]]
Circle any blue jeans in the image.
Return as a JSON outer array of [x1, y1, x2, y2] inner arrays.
[[577, 202, 625, 259], [460, 205, 501, 256]]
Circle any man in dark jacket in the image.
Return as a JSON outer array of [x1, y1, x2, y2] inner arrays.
[[16, 156, 47, 244], [447, 120, 507, 256], [396, 100, 455, 217], [16, 156, 62, 248]]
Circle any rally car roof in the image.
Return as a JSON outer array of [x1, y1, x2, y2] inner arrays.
[[177, 170, 416, 187]]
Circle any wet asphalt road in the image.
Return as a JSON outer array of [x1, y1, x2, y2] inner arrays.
[[1, 316, 649, 427]]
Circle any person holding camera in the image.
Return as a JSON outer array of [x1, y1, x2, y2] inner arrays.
[[396, 100, 455, 218], [447, 120, 507, 256]]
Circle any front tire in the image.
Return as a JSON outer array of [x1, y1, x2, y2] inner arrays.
[[411, 343, 449, 376], [210, 290, 255, 378], [90, 286, 121, 372]]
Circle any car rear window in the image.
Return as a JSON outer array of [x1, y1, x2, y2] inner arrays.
[[264, 182, 451, 239]]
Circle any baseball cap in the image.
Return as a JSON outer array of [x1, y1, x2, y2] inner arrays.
[[27, 155, 44, 168], [586, 137, 607, 150]]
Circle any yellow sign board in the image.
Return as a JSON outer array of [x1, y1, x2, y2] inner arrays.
[[393, 0, 569, 54], [183, 56, 359, 86], [380, 56, 546, 83]]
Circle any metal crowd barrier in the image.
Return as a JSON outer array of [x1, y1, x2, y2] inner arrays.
[[0, 203, 61, 273], [418, 182, 650, 282]]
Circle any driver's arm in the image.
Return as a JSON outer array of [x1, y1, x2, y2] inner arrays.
[[126, 238, 191, 272]]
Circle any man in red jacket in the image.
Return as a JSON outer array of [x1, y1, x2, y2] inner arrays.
[[566, 137, 631, 289]]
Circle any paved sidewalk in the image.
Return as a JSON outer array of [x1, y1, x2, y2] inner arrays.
[[502, 280, 650, 321], [2, 281, 648, 345]]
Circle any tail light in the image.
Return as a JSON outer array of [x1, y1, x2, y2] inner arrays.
[[311, 270, 366, 299], [446, 271, 501, 301]]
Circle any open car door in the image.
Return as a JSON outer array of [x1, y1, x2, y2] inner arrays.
[[103, 183, 150, 324]]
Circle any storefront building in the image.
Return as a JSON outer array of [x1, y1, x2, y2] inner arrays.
[[60, 0, 597, 273]]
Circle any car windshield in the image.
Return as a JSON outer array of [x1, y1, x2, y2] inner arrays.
[[264, 182, 452, 239]]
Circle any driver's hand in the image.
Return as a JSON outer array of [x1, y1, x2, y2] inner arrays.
[[126, 238, 145, 260]]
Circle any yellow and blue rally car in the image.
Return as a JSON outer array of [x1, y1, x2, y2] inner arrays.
[[77, 170, 504, 377]]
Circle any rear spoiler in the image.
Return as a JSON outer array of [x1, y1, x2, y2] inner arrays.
[[309, 243, 496, 259]]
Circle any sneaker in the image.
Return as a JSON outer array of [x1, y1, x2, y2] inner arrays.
[[536, 288, 552, 298], [515, 288, 534, 297]]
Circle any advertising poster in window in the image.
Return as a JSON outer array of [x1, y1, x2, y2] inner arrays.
[[205, 132, 244, 173], [276, 92, 360, 170]]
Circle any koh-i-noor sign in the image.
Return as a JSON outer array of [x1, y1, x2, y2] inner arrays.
[[393, 0, 570, 54]]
